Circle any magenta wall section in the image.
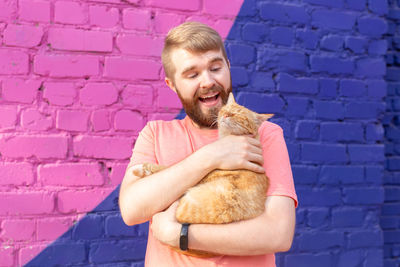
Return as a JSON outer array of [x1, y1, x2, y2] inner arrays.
[[0, 1, 243, 266]]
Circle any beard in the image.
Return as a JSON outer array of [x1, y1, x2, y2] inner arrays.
[[176, 83, 232, 129]]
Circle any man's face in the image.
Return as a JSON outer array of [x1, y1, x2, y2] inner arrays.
[[165, 48, 232, 129]]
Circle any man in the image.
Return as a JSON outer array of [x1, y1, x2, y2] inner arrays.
[[119, 22, 297, 266]]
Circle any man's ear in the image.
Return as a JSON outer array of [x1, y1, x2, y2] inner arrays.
[[227, 59, 231, 69], [165, 77, 177, 93]]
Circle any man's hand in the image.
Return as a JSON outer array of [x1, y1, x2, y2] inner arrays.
[[151, 201, 180, 247], [199, 135, 265, 173]]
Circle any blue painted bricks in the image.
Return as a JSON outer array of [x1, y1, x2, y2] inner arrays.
[[228, 0, 389, 265], [311, 10, 357, 30], [384, 1, 400, 266]]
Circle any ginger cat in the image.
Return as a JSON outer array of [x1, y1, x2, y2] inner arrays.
[[132, 93, 273, 257]]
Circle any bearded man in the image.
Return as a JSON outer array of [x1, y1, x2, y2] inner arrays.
[[119, 21, 297, 267]]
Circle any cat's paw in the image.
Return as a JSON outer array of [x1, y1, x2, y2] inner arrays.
[[131, 164, 152, 178]]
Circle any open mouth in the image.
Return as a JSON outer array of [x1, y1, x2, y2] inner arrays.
[[199, 93, 220, 104]]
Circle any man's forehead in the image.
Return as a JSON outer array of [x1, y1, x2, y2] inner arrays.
[[172, 48, 224, 63], [171, 48, 225, 72]]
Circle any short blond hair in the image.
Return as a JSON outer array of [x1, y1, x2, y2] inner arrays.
[[161, 21, 229, 81]]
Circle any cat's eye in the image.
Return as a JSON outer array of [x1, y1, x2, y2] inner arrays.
[[223, 112, 233, 118]]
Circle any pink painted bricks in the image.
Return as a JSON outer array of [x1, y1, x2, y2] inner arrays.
[[2, 79, 40, 103], [0, 162, 34, 186], [116, 34, 164, 56], [0, 50, 29, 74], [0, 0, 16, 20], [18, 0, 51, 22], [34, 55, 99, 77], [3, 24, 44, 48], [103, 57, 161, 80], [114, 110, 144, 131], [0, 246, 14, 266], [73, 135, 133, 159], [0, 192, 55, 215], [1, 220, 36, 241], [48, 28, 113, 52], [91, 110, 111, 131], [80, 83, 118, 106], [123, 9, 151, 30], [146, 0, 200, 11], [56, 110, 90, 131], [21, 109, 53, 131], [36, 217, 74, 241], [57, 189, 114, 214], [0, 134, 69, 159], [121, 85, 153, 109], [54, 1, 86, 24], [0, 0, 243, 265], [38, 163, 104, 186], [43, 82, 76, 106], [0, 106, 17, 129], [89, 6, 119, 28]]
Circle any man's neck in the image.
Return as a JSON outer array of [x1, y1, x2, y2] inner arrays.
[[187, 117, 218, 131]]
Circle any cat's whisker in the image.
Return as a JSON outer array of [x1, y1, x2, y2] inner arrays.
[[210, 115, 219, 128]]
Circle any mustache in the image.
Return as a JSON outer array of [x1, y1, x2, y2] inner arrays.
[[195, 85, 224, 98]]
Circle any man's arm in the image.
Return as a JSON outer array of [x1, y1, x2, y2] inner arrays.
[[119, 135, 266, 226], [152, 195, 296, 255], [120, 149, 215, 226]]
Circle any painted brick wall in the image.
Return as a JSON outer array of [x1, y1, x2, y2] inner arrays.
[[0, 0, 391, 266], [0, 0, 243, 266], [383, 0, 400, 266], [226, 1, 387, 267]]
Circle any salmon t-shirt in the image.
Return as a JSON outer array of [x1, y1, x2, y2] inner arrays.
[[129, 116, 298, 267]]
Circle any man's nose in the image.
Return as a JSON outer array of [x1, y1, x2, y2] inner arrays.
[[200, 71, 215, 88]]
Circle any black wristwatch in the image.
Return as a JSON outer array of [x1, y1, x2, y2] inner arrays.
[[179, 223, 190, 251]]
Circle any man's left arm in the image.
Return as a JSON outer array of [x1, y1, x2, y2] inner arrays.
[[152, 195, 296, 255]]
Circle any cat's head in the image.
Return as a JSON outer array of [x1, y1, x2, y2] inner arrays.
[[217, 93, 273, 137]]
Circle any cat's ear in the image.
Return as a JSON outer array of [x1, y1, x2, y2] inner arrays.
[[257, 113, 274, 124], [227, 92, 236, 104]]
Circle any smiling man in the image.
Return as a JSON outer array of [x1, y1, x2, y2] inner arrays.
[[119, 22, 297, 267], [167, 48, 231, 129]]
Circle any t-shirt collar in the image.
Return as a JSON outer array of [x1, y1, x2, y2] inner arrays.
[[183, 116, 219, 138]]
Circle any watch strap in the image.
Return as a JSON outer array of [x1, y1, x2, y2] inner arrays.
[[179, 223, 190, 251]]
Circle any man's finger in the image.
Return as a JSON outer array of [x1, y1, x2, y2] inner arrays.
[[246, 162, 265, 174], [248, 153, 264, 166], [246, 136, 261, 146], [249, 145, 263, 156]]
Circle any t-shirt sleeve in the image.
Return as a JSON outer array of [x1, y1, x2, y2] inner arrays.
[[127, 122, 158, 169], [260, 123, 298, 207]]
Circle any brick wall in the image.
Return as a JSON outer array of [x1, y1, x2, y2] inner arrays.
[[0, 0, 392, 266], [0, 0, 242, 266], [226, 1, 387, 266], [383, 0, 400, 266]]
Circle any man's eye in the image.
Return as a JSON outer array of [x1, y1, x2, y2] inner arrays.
[[211, 67, 221, 72], [188, 73, 198, 78]]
